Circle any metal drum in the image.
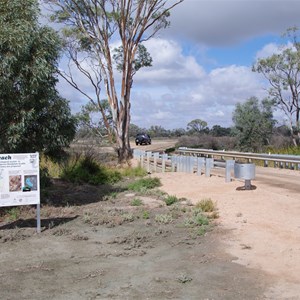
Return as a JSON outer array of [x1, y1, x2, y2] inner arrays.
[[234, 163, 255, 180], [234, 163, 255, 190]]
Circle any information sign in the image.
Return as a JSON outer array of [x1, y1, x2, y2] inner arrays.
[[0, 153, 40, 207]]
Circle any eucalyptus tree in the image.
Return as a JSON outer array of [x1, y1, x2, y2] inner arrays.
[[45, 0, 184, 162], [232, 97, 276, 152], [253, 27, 300, 146], [187, 119, 208, 135], [0, 0, 76, 157]]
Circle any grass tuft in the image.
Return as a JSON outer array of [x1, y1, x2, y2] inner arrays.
[[195, 198, 216, 212], [155, 214, 173, 224], [131, 198, 143, 206], [164, 195, 178, 206], [121, 166, 147, 177], [127, 177, 161, 192]]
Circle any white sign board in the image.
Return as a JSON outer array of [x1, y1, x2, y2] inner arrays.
[[0, 153, 40, 207]]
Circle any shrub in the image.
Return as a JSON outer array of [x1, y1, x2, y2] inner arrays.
[[142, 211, 150, 219], [195, 225, 209, 236], [184, 213, 209, 227], [39, 154, 62, 178], [164, 195, 178, 206], [127, 177, 161, 192], [61, 156, 122, 185], [195, 198, 216, 212]]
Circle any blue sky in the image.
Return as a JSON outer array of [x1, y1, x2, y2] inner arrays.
[[51, 0, 300, 130]]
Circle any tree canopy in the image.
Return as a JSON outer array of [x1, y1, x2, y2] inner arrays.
[[187, 119, 208, 134], [0, 0, 76, 157], [232, 97, 276, 152]]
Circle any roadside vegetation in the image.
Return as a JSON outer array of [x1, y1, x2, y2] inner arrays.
[[1, 149, 218, 239]]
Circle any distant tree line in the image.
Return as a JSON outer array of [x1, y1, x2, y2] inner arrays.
[[75, 96, 294, 153]]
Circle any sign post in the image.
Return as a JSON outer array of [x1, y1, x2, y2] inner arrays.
[[0, 153, 41, 232]]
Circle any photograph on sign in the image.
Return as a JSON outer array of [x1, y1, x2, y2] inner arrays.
[[0, 153, 40, 207]]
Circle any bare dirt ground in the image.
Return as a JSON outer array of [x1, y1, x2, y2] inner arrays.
[[154, 170, 300, 300], [0, 139, 299, 300]]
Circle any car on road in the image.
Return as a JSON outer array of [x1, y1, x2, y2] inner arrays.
[[135, 133, 151, 145]]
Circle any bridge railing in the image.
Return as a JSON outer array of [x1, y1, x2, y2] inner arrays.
[[177, 147, 300, 170], [133, 149, 236, 182]]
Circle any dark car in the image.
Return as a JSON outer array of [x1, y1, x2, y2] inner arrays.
[[135, 133, 151, 145]]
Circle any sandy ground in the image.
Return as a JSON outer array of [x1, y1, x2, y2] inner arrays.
[[153, 169, 300, 299]]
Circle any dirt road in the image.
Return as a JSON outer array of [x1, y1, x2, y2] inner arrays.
[[131, 138, 178, 153]]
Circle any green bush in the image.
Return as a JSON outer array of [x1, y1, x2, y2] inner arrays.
[[184, 213, 209, 227], [164, 195, 178, 206], [127, 177, 161, 192], [61, 156, 122, 185], [142, 211, 150, 219]]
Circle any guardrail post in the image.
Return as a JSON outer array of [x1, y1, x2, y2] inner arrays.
[[225, 160, 235, 182], [171, 156, 177, 172], [205, 158, 214, 177], [186, 156, 191, 173], [188, 156, 195, 173], [133, 149, 140, 159], [182, 156, 186, 172], [197, 157, 205, 176], [153, 153, 159, 172], [177, 156, 182, 172], [181, 156, 187, 172], [162, 154, 168, 173], [176, 156, 180, 172], [140, 151, 145, 166], [183, 155, 188, 173], [146, 151, 152, 173]]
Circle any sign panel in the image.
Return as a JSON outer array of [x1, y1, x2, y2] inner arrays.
[[0, 153, 40, 207]]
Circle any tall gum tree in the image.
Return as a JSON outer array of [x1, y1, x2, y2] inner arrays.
[[253, 27, 300, 146], [45, 0, 184, 162]]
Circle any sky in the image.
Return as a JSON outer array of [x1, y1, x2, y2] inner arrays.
[[52, 0, 300, 130]]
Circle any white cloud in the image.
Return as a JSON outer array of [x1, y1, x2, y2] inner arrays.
[[135, 38, 206, 87], [166, 0, 300, 46], [255, 43, 281, 60], [131, 55, 268, 129]]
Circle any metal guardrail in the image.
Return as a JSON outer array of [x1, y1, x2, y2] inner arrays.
[[133, 149, 237, 182], [177, 147, 300, 170]]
